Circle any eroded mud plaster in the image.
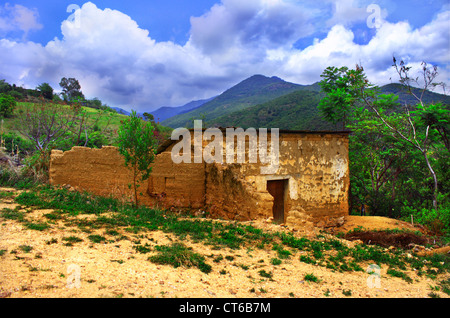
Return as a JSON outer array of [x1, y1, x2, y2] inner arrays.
[[50, 130, 350, 229]]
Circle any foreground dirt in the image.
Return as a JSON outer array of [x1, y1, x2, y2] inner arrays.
[[0, 188, 448, 299]]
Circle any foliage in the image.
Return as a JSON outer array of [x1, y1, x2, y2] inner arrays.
[[36, 83, 54, 100], [59, 77, 84, 101], [319, 58, 449, 232], [0, 93, 17, 118], [117, 110, 158, 207]]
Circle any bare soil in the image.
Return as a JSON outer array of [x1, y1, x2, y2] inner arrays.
[[0, 187, 448, 299]]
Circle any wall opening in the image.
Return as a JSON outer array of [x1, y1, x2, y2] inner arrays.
[[267, 179, 288, 224]]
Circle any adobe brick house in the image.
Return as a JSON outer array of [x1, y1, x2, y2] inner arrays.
[[50, 129, 350, 229]]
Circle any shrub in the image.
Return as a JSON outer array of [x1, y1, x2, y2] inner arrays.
[[0, 93, 16, 118]]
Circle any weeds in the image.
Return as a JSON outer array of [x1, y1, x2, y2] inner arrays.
[[88, 234, 106, 244], [148, 243, 212, 274], [387, 268, 413, 283], [304, 273, 319, 283]]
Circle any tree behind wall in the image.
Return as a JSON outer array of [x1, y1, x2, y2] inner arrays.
[[117, 110, 158, 207]]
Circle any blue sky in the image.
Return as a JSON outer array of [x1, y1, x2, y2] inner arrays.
[[0, 0, 449, 112]]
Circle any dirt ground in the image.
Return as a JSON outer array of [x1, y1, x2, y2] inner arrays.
[[0, 187, 448, 299]]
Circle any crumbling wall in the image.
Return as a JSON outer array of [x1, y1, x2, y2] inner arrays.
[[204, 163, 271, 221], [147, 150, 205, 210], [49, 131, 350, 229], [214, 132, 350, 227], [50, 146, 147, 205]]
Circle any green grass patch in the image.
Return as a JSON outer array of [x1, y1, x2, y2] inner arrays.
[[148, 243, 212, 274], [304, 273, 319, 283], [1, 207, 25, 222], [387, 268, 413, 283], [87, 234, 106, 244], [25, 221, 49, 231]]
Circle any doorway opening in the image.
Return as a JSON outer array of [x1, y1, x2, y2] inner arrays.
[[267, 179, 288, 224]]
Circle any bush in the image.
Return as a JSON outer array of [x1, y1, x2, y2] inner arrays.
[[0, 93, 16, 118], [404, 206, 450, 235]]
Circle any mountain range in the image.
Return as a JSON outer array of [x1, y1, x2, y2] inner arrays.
[[115, 74, 449, 131]]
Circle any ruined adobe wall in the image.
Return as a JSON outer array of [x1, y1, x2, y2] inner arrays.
[[197, 131, 349, 227], [207, 132, 350, 228], [50, 146, 206, 210], [49, 146, 148, 205], [49, 131, 349, 229], [147, 151, 206, 210]]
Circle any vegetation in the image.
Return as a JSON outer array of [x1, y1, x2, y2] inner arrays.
[[117, 110, 158, 207], [319, 58, 449, 235], [209, 90, 333, 130], [0, 76, 172, 188]]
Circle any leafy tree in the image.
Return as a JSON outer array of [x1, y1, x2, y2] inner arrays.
[[319, 58, 448, 213], [117, 110, 158, 207], [0, 93, 17, 118], [36, 83, 54, 100], [59, 77, 84, 101], [318, 66, 365, 130]]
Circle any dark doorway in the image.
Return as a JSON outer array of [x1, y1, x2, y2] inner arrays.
[[267, 180, 287, 224]]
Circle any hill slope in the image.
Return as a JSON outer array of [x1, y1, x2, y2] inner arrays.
[[207, 83, 450, 131], [161, 75, 308, 128], [209, 90, 333, 130]]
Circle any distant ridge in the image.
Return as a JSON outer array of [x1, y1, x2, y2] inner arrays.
[[150, 97, 215, 122]]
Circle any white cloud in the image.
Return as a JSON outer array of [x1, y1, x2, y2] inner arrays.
[[0, 4, 43, 37], [0, 1, 448, 112]]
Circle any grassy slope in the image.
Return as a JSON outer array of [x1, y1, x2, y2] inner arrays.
[[208, 90, 334, 130], [3, 102, 172, 148]]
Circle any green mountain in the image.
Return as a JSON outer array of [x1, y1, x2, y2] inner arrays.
[[207, 83, 450, 131], [161, 75, 311, 128], [209, 89, 333, 130]]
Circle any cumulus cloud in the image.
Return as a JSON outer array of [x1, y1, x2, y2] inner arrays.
[[0, 1, 448, 112], [0, 3, 43, 38]]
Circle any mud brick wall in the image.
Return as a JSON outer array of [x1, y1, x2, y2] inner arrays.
[[50, 146, 147, 205], [200, 131, 350, 227], [49, 131, 350, 229], [147, 151, 206, 209]]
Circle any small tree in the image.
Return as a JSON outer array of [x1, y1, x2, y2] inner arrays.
[[117, 110, 158, 207]]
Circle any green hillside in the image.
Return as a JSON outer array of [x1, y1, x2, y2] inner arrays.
[[206, 83, 450, 131], [209, 90, 334, 130], [1, 102, 173, 155], [161, 75, 308, 128]]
